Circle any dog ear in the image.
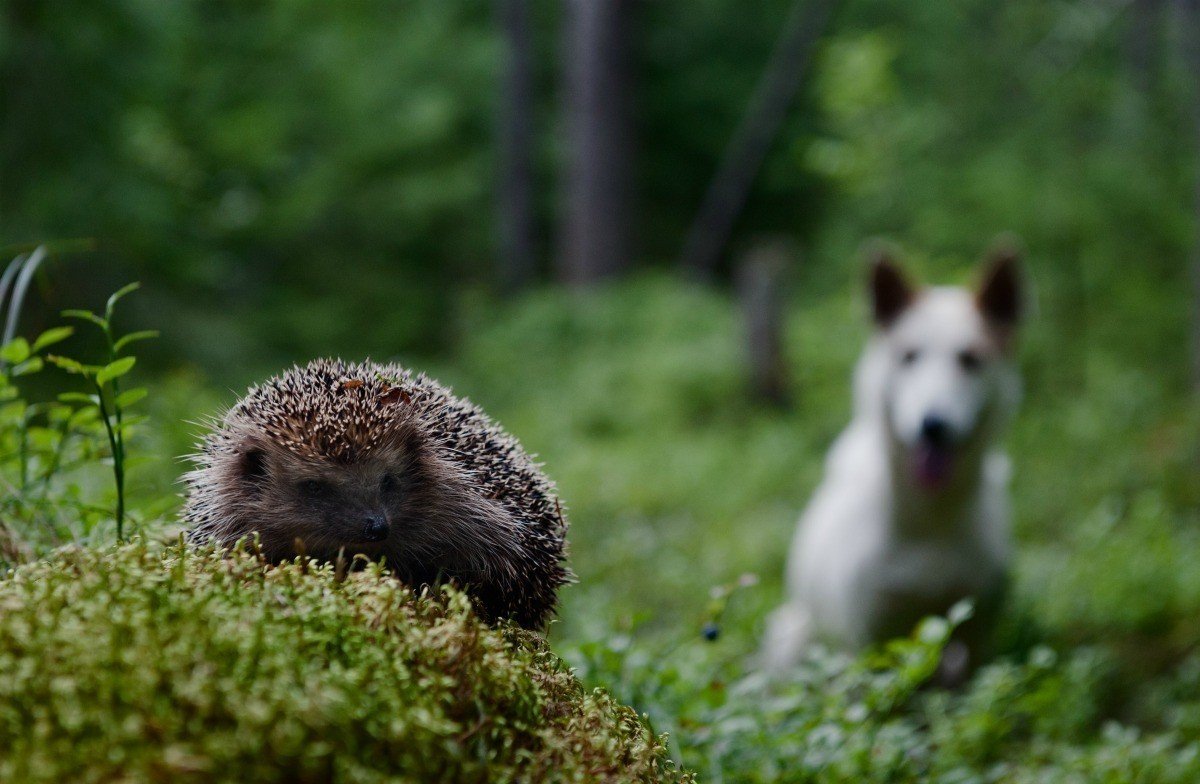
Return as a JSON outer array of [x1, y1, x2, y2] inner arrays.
[[977, 240, 1023, 329], [869, 249, 914, 327]]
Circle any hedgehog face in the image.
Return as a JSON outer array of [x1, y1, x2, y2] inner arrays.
[[246, 448, 407, 552], [217, 426, 435, 562]]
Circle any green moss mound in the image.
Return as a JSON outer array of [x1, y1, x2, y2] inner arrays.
[[0, 541, 690, 783]]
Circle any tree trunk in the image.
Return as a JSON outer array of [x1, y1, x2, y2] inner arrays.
[[679, 0, 837, 280], [496, 0, 537, 292], [1181, 0, 1200, 387], [558, 0, 634, 286], [1125, 0, 1163, 94], [737, 239, 792, 406]]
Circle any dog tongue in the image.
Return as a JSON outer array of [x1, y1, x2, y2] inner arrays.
[[915, 443, 954, 489]]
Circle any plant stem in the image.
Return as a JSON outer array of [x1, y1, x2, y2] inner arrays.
[[102, 326, 126, 540], [93, 378, 123, 541]]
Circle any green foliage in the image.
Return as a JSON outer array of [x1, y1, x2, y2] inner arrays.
[[0, 324, 113, 564], [0, 539, 689, 784], [0, 278, 159, 566], [2, 1, 1194, 391], [436, 272, 1199, 778], [1, 1, 498, 366], [48, 283, 156, 540], [562, 613, 1200, 782]]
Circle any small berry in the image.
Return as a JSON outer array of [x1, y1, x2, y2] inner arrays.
[[702, 622, 720, 641]]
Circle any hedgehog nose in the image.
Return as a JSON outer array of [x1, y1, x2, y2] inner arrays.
[[362, 514, 390, 542]]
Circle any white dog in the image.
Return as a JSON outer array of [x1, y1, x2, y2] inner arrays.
[[763, 244, 1024, 675]]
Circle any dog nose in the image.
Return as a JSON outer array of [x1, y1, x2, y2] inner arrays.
[[920, 415, 952, 445], [362, 514, 390, 542]]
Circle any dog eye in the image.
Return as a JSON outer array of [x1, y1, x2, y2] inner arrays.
[[299, 479, 330, 499], [958, 350, 983, 372], [900, 349, 920, 366]]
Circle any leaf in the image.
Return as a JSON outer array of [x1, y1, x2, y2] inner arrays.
[[45, 403, 73, 423], [31, 326, 74, 353], [46, 355, 87, 375], [68, 407, 100, 427], [26, 424, 58, 445], [947, 599, 974, 627], [96, 356, 136, 385], [916, 616, 950, 645], [105, 282, 141, 320], [116, 414, 147, 433], [11, 357, 44, 376], [379, 386, 412, 406], [113, 330, 159, 354], [59, 392, 100, 406], [0, 338, 30, 364], [114, 387, 148, 408], [62, 309, 107, 329]]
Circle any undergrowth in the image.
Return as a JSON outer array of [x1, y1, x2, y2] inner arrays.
[[0, 540, 688, 784], [2, 272, 1198, 781]]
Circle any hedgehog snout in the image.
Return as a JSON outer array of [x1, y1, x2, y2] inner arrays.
[[361, 513, 390, 543]]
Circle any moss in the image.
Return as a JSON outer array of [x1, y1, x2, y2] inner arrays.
[[0, 540, 691, 783]]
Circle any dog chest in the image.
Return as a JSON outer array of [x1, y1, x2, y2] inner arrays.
[[859, 540, 1006, 643]]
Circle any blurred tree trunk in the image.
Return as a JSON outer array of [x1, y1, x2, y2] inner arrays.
[[737, 239, 792, 406], [558, 0, 634, 287], [1125, 0, 1163, 94], [678, 0, 837, 280], [496, 0, 537, 292], [1182, 0, 1200, 387]]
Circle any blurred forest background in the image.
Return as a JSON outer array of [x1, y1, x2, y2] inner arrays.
[[5, 0, 1197, 379], [3, 1, 1200, 778]]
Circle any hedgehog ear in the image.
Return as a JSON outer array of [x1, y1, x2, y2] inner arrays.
[[374, 419, 427, 463], [237, 448, 268, 485], [400, 424, 425, 456]]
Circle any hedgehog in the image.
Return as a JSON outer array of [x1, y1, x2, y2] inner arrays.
[[183, 358, 570, 630]]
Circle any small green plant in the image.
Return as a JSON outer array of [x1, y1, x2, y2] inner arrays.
[[46, 283, 157, 541], [0, 326, 103, 562]]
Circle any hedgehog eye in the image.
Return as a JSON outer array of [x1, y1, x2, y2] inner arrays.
[[299, 479, 330, 499], [380, 474, 399, 494]]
